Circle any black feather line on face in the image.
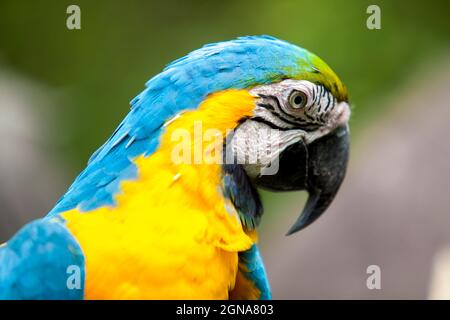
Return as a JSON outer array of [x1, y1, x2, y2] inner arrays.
[[257, 96, 318, 131], [251, 116, 292, 131]]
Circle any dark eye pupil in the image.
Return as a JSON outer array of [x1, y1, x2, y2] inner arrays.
[[294, 95, 303, 105]]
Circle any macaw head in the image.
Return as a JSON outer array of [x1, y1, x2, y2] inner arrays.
[[167, 36, 349, 235], [232, 77, 350, 235], [50, 36, 350, 237]]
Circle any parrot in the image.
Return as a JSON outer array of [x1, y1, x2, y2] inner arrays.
[[0, 36, 350, 299]]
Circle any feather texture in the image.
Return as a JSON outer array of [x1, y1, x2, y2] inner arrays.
[[0, 218, 85, 299], [1, 36, 348, 299], [48, 36, 344, 216]]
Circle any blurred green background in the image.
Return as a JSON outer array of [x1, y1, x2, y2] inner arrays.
[[0, 0, 448, 173], [0, 0, 449, 298]]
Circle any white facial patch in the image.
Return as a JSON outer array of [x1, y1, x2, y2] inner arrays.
[[227, 120, 307, 178], [227, 79, 350, 178]]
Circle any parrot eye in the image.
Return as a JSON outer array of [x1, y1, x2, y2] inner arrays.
[[288, 91, 307, 109]]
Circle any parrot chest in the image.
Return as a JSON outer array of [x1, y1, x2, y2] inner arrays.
[[62, 202, 253, 299]]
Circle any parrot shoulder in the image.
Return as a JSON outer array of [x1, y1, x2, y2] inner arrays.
[[0, 218, 85, 299]]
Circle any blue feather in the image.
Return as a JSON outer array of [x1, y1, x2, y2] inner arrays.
[[239, 244, 272, 300], [0, 218, 85, 299]]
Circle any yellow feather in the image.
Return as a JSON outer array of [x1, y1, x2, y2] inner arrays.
[[62, 90, 257, 299]]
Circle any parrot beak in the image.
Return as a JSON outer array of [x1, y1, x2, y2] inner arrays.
[[253, 125, 350, 235], [286, 125, 350, 235]]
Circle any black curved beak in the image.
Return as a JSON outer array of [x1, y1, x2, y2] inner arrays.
[[254, 125, 350, 235]]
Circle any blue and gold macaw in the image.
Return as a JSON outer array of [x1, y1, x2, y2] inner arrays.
[[0, 36, 350, 299]]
